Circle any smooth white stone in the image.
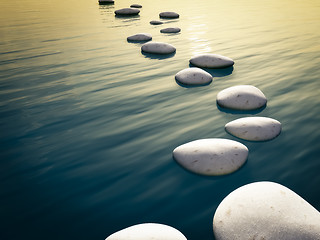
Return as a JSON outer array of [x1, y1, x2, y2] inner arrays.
[[160, 27, 181, 33], [225, 117, 281, 141], [217, 85, 267, 110], [130, 4, 142, 8], [127, 33, 152, 42], [213, 181, 320, 240], [189, 54, 234, 68], [141, 42, 176, 55], [159, 12, 179, 18], [175, 67, 212, 85], [150, 20, 163, 25], [115, 8, 140, 16], [173, 138, 248, 176], [105, 223, 187, 240]]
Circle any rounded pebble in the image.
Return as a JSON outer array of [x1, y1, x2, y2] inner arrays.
[[127, 33, 152, 42], [190, 53, 234, 68], [115, 8, 140, 16], [213, 181, 320, 240], [150, 20, 163, 25], [99, 0, 114, 4], [105, 223, 187, 240], [159, 12, 179, 19], [130, 4, 142, 8], [160, 27, 181, 33], [225, 117, 281, 141], [173, 138, 248, 176], [141, 42, 176, 55], [217, 85, 267, 110], [175, 67, 212, 85]]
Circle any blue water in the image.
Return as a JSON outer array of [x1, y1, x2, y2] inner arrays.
[[1, 0, 320, 239]]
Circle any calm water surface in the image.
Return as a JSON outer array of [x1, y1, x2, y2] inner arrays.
[[1, 0, 320, 239]]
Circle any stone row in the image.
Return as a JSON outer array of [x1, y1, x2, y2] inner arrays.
[[100, 2, 320, 239]]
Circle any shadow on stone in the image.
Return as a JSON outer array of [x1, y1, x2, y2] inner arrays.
[[161, 32, 181, 36], [141, 51, 176, 60], [127, 39, 151, 44], [175, 79, 212, 88], [115, 15, 140, 19], [216, 102, 266, 115], [189, 63, 234, 77]]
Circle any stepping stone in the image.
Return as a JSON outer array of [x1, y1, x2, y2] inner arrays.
[[225, 117, 281, 141], [216, 85, 267, 110], [99, 0, 114, 4], [175, 67, 212, 85], [150, 20, 163, 25], [160, 27, 181, 33], [213, 181, 320, 240], [190, 54, 234, 68], [115, 8, 140, 16], [105, 223, 187, 240], [130, 4, 142, 8], [141, 42, 176, 55], [173, 138, 248, 176], [127, 33, 152, 42], [159, 11, 179, 19]]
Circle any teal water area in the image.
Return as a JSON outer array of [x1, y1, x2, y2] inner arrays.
[[1, 0, 320, 239]]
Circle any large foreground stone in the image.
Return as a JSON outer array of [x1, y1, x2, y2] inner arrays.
[[115, 8, 140, 16], [175, 67, 212, 85], [159, 12, 179, 19], [217, 85, 267, 110], [213, 181, 320, 240], [141, 42, 176, 55], [160, 27, 181, 33], [190, 54, 234, 68], [225, 117, 281, 141], [173, 138, 248, 176], [127, 33, 152, 42], [105, 223, 187, 240]]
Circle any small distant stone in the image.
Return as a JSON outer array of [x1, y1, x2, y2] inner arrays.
[[130, 4, 142, 8], [115, 8, 140, 16], [105, 223, 187, 240], [160, 27, 181, 33], [217, 85, 267, 110], [189, 53, 234, 68], [127, 33, 152, 42], [150, 20, 163, 25], [141, 42, 176, 55], [173, 138, 248, 176], [99, 0, 114, 4], [175, 68, 212, 85], [213, 182, 320, 240], [159, 12, 179, 19], [225, 117, 282, 141]]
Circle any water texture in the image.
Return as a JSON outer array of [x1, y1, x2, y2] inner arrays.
[[1, 0, 320, 239]]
